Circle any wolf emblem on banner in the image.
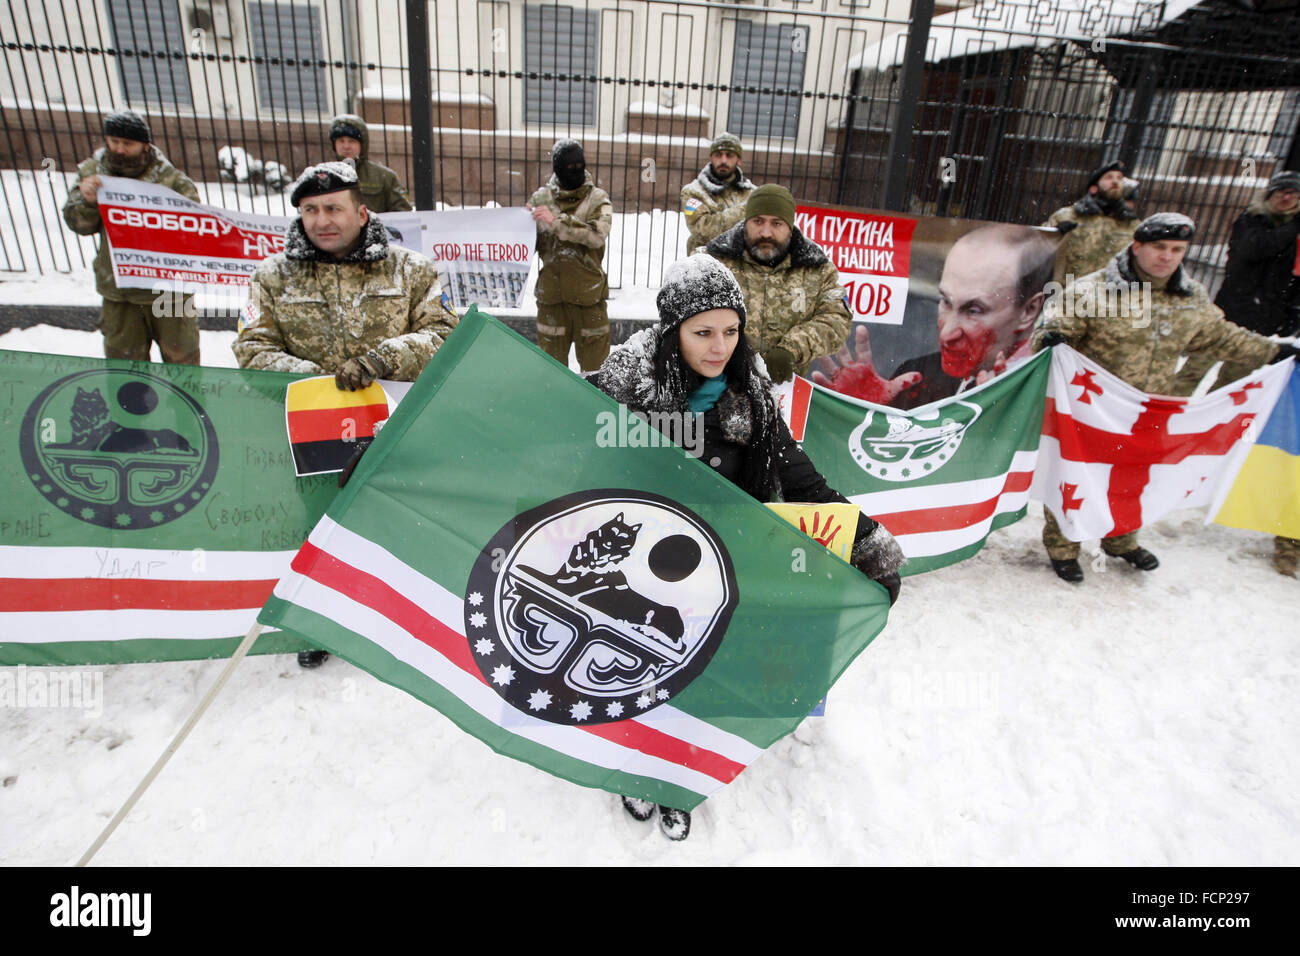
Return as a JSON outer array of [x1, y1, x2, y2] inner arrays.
[[848, 400, 981, 481], [463, 490, 738, 725], [19, 368, 219, 529]]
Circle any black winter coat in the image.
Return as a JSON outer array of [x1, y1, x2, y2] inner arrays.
[[1214, 203, 1300, 337]]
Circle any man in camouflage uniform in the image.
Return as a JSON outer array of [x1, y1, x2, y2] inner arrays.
[[235, 162, 457, 668], [705, 184, 851, 383], [681, 132, 755, 255], [1032, 212, 1297, 583], [328, 114, 413, 213], [62, 109, 202, 364], [528, 140, 613, 370], [1043, 159, 1140, 285]]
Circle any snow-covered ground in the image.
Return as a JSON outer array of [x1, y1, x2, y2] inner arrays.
[[1, 326, 1296, 867]]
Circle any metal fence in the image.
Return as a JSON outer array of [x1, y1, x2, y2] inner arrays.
[[2, 0, 1298, 290]]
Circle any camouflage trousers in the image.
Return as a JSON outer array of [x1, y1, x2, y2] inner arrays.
[[1276, 536, 1300, 577], [536, 301, 609, 372], [100, 300, 200, 365], [1042, 510, 1138, 561]]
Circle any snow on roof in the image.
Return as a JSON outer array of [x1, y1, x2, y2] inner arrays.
[[846, 0, 1202, 73]]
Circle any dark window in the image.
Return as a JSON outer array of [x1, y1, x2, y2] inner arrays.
[[524, 5, 599, 127], [106, 0, 193, 107], [728, 22, 808, 140], [247, 2, 328, 113]]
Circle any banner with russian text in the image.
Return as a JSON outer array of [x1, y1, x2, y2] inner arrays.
[[96, 178, 535, 310], [0, 351, 338, 665]]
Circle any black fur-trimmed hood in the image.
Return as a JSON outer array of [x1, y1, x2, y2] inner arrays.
[[284, 213, 391, 263], [705, 221, 828, 268], [1107, 247, 1193, 296]]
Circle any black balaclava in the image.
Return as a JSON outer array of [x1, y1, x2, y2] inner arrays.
[[552, 140, 586, 191]]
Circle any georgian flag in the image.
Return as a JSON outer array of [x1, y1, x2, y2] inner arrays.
[[1031, 346, 1292, 542]]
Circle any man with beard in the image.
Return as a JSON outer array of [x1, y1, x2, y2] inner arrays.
[[1044, 160, 1140, 283], [62, 110, 202, 364], [235, 161, 458, 668], [528, 139, 613, 370], [705, 184, 850, 383], [681, 133, 755, 254]]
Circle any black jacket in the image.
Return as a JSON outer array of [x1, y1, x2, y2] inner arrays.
[[1214, 202, 1300, 337]]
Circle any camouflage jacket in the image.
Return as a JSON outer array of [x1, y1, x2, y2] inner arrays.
[[681, 165, 755, 254], [233, 216, 458, 379], [530, 173, 612, 306], [705, 223, 852, 378], [355, 157, 413, 213], [1032, 249, 1279, 394], [61, 146, 200, 304], [1043, 196, 1139, 284], [329, 114, 413, 213]]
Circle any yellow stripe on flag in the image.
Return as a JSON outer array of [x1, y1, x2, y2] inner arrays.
[[1213, 445, 1300, 539], [287, 377, 388, 412], [766, 502, 861, 562]]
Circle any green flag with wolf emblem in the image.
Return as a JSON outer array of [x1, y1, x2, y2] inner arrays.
[[798, 352, 1051, 575], [0, 350, 337, 665], [258, 306, 893, 810]]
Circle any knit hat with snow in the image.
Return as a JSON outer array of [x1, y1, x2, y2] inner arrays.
[[655, 255, 747, 335]]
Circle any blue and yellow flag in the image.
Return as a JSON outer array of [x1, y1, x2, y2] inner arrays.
[[1212, 362, 1300, 539]]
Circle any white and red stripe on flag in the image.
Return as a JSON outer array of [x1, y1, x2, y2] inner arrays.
[[774, 375, 814, 442], [272, 517, 762, 800], [0, 545, 289, 642], [1031, 347, 1289, 541]]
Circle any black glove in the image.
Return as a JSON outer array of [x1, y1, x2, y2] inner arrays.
[[850, 523, 905, 606], [1039, 330, 1066, 348], [1056, 220, 1079, 235], [875, 572, 901, 607], [762, 346, 796, 383], [337, 440, 373, 488], [335, 352, 387, 391], [1270, 343, 1300, 365]]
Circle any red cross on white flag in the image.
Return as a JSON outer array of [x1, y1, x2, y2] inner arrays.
[[1030, 347, 1292, 542]]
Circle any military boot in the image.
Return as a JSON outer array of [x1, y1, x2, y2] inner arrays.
[[1117, 548, 1159, 571]]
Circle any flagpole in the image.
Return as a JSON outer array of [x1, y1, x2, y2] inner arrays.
[[75, 621, 266, 867]]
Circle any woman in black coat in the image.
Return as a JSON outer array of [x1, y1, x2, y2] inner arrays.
[[586, 255, 904, 840]]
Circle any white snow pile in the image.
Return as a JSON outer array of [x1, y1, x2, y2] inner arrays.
[[0, 326, 1297, 866]]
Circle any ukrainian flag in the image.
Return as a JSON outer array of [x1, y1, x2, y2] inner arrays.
[[1214, 362, 1300, 538]]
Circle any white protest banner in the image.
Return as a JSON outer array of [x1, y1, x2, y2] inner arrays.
[[376, 207, 534, 312], [97, 178, 535, 310]]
